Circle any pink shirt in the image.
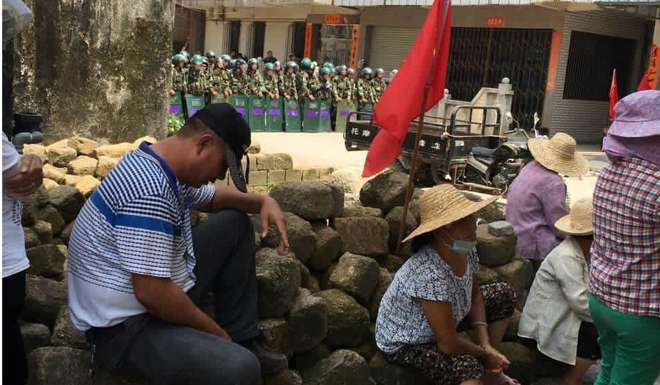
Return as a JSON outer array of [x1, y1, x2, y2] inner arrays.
[[505, 161, 568, 261]]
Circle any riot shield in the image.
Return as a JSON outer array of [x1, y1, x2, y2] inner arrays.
[[228, 94, 249, 122], [248, 95, 267, 132], [265, 97, 284, 132], [335, 100, 356, 133], [284, 98, 302, 132], [185, 94, 206, 117], [302, 98, 321, 132], [318, 99, 332, 132]]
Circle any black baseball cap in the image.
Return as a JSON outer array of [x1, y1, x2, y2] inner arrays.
[[193, 103, 251, 192]]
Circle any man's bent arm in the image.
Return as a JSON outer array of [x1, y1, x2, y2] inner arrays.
[[203, 185, 265, 214], [132, 274, 231, 340]]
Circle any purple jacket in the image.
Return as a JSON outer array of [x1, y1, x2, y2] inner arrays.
[[505, 161, 568, 261]]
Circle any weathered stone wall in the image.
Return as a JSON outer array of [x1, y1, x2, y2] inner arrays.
[[13, 0, 173, 143]]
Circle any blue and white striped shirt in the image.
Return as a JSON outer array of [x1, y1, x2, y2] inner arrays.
[[67, 142, 215, 331]]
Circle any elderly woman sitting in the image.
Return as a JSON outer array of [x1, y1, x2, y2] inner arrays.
[[518, 198, 600, 385], [375, 185, 519, 385]]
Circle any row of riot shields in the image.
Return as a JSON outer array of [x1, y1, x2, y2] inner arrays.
[[169, 92, 375, 133]]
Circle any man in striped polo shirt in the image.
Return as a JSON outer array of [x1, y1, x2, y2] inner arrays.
[[67, 103, 290, 384]]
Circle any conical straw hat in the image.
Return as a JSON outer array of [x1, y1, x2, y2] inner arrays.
[[402, 184, 498, 243], [528, 133, 590, 177], [555, 198, 593, 236]]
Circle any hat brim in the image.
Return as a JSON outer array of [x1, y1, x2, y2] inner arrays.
[[528, 139, 590, 177], [554, 215, 593, 236], [225, 143, 247, 193], [402, 194, 498, 243]]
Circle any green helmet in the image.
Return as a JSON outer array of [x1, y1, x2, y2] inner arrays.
[[234, 58, 246, 70], [274, 61, 281, 70], [172, 53, 186, 63], [180, 50, 190, 59], [336, 65, 347, 73], [347, 68, 356, 76], [202, 56, 209, 64], [191, 54, 205, 65], [360, 67, 373, 78], [320, 66, 332, 76], [221, 54, 232, 64], [311, 61, 318, 70], [248, 58, 259, 66], [264, 62, 275, 71], [300, 58, 313, 71]]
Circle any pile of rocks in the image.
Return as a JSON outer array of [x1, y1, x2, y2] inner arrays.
[[19, 155, 547, 385]]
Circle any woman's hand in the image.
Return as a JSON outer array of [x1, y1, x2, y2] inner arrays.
[[482, 344, 510, 372]]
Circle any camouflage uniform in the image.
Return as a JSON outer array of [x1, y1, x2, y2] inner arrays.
[[357, 78, 375, 104], [171, 66, 188, 93], [305, 72, 321, 99], [187, 67, 209, 96], [371, 77, 387, 102], [262, 73, 280, 98], [296, 71, 310, 101], [209, 66, 230, 95], [316, 78, 333, 100], [246, 71, 265, 96], [280, 72, 298, 100], [332, 76, 353, 101], [230, 70, 249, 95]]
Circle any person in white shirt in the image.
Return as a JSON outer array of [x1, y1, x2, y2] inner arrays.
[[518, 198, 600, 385], [3, 132, 43, 385]]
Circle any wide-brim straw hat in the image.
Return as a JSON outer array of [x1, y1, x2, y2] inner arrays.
[[555, 198, 593, 236], [528, 132, 590, 177], [402, 184, 498, 243]]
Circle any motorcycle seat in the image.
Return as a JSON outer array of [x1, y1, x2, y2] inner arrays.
[[471, 146, 497, 158]]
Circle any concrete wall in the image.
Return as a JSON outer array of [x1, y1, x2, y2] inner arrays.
[[13, 0, 174, 142], [264, 23, 292, 62], [545, 10, 650, 143], [205, 20, 228, 54]]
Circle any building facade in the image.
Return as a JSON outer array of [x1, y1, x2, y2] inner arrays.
[[177, 0, 659, 143]]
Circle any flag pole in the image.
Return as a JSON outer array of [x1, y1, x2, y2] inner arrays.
[[395, 86, 431, 253], [395, 0, 449, 254]]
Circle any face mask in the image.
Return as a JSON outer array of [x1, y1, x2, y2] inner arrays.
[[448, 240, 477, 255]]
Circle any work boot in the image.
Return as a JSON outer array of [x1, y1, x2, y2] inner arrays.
[[240, 338, 288, 375]]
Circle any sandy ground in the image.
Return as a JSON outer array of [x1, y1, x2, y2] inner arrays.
[[253, 132, 605, 202]]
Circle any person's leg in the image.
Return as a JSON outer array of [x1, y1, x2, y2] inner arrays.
[[479, 282, 518, 347], [562, 357, 596, 385], [190, 209, 259, 341], [562, 322, 599, 385], [3, 270, 27, 385], [123, 317, 261, 385], [594, 301, 660, 385]]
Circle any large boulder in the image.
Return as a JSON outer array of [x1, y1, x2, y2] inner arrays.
[[24, 227, 41, 249], [369, 268, 394, 320], [27, 244, 66, 280], [493, 257, 534, 300], [47, 186, 85, 222], [301, 350, 372, 385], [498, 342, 538, 385], [42, 178, 59, 190], [94, 143, 133, 159], [476, 265, 500, 284], [256, 252, 302, 318], [46, 143, 77, 167], [313, 289, 370, 348], [20, 323, 51, 354], [43, 164, 67, 184], [359, 171, 408, 214], [95, 156, 119, 178], [341, 205, 383, 218], [75, 175, 101, 197], [377, 254, 404, 274], [385, 206, 418, 254], [474, 199, 506, 223], [269, 182, 344, 220], [308, 226, 344, 272], [23, 144, 48, 162], [27, 347, 91, 385], [288, 289, 328, 353], [329, 253, 380, 305], [68, 136, 99, 156], [292, 344, 331, 372], [369, 352, 432, 385], [32, 220, 53, 244], [68, 156, 99, 176], [262, 213, 316, 263], [50, 307, 89, 350], [24, 275, 67, 327], [334, 217, 389, 257], [35, 205, 65, 235], [264, 370, 303, 385], [258, 318, 290, 355], [476, 223, 516, 267]]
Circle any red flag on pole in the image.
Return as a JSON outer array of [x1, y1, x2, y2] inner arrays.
[[609, 69, 618, 120], [362, 0, 452, 177], [637, 44, 657, 91]]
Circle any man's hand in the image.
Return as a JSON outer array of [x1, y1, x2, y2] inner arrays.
[[259, 197, 289, 255], [4, 154, 43, 197]]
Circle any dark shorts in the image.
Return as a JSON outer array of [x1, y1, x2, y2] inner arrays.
[[520, 321, 601, 362]]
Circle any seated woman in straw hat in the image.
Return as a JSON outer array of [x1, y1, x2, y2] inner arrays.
[[375, 184, 519, 385], [518, 198, 600, 385], [505, 133, 589, 266]]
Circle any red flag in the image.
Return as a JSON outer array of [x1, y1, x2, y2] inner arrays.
[[637, 45, 658, 91], [362, 0, 452, 177], [609, 69, 618, 120]]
